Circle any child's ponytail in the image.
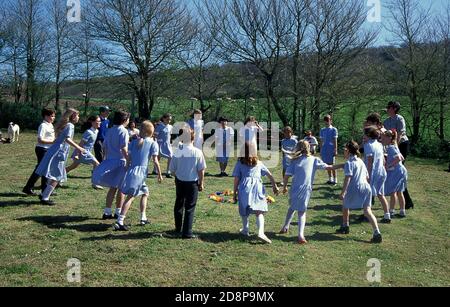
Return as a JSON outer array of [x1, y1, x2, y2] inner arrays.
[[284, 140, 311, 160]]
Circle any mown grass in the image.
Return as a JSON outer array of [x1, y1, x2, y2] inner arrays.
[[0, 132, 449, 287]]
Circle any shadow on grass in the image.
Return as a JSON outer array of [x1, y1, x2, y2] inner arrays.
[[80, 231, 161, 242], [0, 199, 39, 207], [0, 192, 29, 198], [309, 214, 366, 227], [16, 215, 112, 232], [310, 204, 342, 211], [67, 175, 91, 179]]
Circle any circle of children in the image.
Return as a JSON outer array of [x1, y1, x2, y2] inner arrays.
[[20, 101, 412, 245]]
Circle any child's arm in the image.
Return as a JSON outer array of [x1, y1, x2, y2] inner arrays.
[[66, 138, 86, 154], [152, 155, 163, 183], [327, 163, 345, 170], [198, 169, 205, 192], [282, 175, 290, 194], [233, 177, 239, 203], [367, 156, 374, 182], [266, 172, 279, 195], [387, 156, 402, 169], [334, 138, 338, 156], [121, 145, 129, 162], [340, 176, 351, 200]]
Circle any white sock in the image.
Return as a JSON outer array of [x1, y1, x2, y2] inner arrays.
[[41, 184, 55, 201], [141, 212, 147, 221], [298, 211, 306, 240], [384, 212, 391, 220], [283, 208, 296, 230], [104, 207, 112, 216], [256, 214, 265, 236], [241, 216, 249, 232], [329, 176, 333, 182], [333, 177, 338, 184], [115, 208, 121, 216], [390, 209, 395, 216], [117, 214, 126, 226]]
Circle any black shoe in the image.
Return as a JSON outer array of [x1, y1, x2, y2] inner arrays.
[[326, 180, 334, 185], [102, 214, 115, 220], [40, 199, 55, 206], [114, 214, 119, 219], [140, 219, 151, 226], [380, 218, 392, 224], [357, 214, 369, 222], [113, 223, 129, 231], [336, 226, 350, 234], [223, 172, 229, 177], [166, 174, 173, 179], [406, 203, 414, 210], [152, 171, 158, 175], [182, 234, 198, 240], [371, 233, 383, 243], [22, 188, 37, 196], [396, 214, 407, 219]]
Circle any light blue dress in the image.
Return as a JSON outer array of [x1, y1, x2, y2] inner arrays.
[[364, 139, 387, 196], [155, 122, 173, 159], [232, 161, 270, 216], [286, 156, 329, 212], [92, 125, 129, 189], [281, 137, 298, 171], [120, 138, 159, 197], [320, 126, 338, 164], [36, 123, 74, 183], [71, 128, 98, 165], [343, 156, 372, 209], [215, 127, 234, 164], [385, 145, 408, 195]]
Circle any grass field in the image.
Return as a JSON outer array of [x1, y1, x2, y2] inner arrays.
[[0, 132, 449, 287]]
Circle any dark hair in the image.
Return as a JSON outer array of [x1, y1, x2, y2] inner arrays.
[[366, 113, 382, 126], [239, 142, 258, 167], [324, 115, 332, 122], [387, 101, 401, 114], [283, 126, 293, 134], [345, 140, 361, 157], [42, 108, 56, 118], [81, 115, 100, 132], [304, 130, 313, 136], [364, 125, 380, 140], [112, 110, 130, 126], [244, 116, 256, 125], [191, 109, 202, 118], [160, 113, 172, 122]]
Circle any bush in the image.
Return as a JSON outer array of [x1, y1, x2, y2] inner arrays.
[[0, 102, 43, 130], [411, 138, 450, 160]]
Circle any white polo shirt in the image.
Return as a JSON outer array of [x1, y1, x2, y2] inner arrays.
[[37, 121, 55, 149]]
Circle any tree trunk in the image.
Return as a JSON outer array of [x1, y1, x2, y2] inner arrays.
[[266, 75, 289, 127], [410, 72, 420, 146]]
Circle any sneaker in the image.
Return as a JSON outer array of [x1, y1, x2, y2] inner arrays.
[[92, 185, 104, 190], [397, 213, 407, 219], [22, 188, 37, 196], [113, 223, 129, 231], [380, 218, 392, 224], [279, 228, 289, 235], [40, 199, 55, 206], [336, 226, 350, 234], [297, 238, 308, 245], [257, 234, 272, 244], [326, 180, 334, 185], [239, 229, 250, 237], [102, 214, 115, 220], [140, 219, 151, 226], [371, 233, 383, 243]]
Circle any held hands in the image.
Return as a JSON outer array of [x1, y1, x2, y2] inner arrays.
[[339, 191, 346, 201], [157, 174, 163, 183], [273, 185, 280, 196], [283, 186, 289, 195]]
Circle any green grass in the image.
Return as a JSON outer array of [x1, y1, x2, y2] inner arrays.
[[0, 132, 449, 287]]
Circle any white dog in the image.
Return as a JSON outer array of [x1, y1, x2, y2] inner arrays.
[[8, 122, 20, 142]]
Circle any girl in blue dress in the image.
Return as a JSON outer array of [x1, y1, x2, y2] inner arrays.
[[381, 130, 408, 218], [336, 141, 382, 243], [115, 121, 163, 230], [320, 115, 338, 185], [92, 110, 130, 220], [281, 126, 298, 178], [36, 108, 86, 205], [364, 126, 391, 223], [154, 113, 174, 178], [280, 141, 339, 244], [232, 143, 279, 244], [66, 116, 101, 180]]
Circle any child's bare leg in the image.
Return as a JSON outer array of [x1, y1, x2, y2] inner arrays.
[[116, 195, 135, 225], [342, 208, 350, 226], [298, 211, 306, 241], [281, 207, 295, 232], [140, 194, 149, 222], [389, 193, 397, 213], [364, 207, 381, 234], [66, 161, 80, 173], [166, 157, 171, 174], [378, 195, 391, 219], [332, 169, 337, 182], [398, 191, 406, 217]]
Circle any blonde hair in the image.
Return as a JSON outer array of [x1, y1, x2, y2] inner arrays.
[[383, 129, 398, 146], [138, 121, 155, 148], [284, 140, 311, 160], [55, 108, 79, 136]]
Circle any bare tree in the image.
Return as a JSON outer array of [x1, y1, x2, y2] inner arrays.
[[87, 0, 195, 119], [305, 0, 377, 134], [201, 0, 291, 126]]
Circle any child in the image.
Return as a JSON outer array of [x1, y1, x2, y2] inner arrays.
[[92, 110, 130, 220], [127, 120, 140, 140], [188, 109, 204, 150], [381, 130, 408, 218], [35, 108, 86, 205], [215, 117, 235, 176], [281, 126, 298, 178], [66, 116, 102, 190], [169, 124, 207, 239], [336, 141, 382, 243], [320, 115, 338, 185], [239, 116, 264, 152], [303, 130, 318, 155], [155, 113, 174, 178], [94, 106, 111, 163], [115, 121, 163, 230], [233, 142, 279, 244], [23, 108, 56, 196], [280, 141, 340, 244], [364, 126, 391, 223]]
